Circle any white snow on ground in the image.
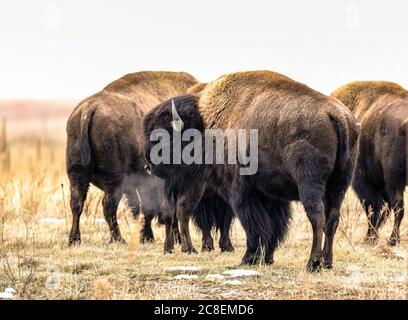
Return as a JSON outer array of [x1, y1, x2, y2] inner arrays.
[[173, 275, 199, 280], [0, 288, 16, 300], [222, 269, 261, 278], [222, 280, 242, 285], [165, 267, 260, 284], [205, 274, 226, 280]]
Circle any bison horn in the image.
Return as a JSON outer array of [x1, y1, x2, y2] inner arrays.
[[144, 163, 152, 175], [171, 99, 184, 132]]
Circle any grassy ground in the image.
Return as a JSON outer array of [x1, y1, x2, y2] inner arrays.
[[0, 141, 407, 300]]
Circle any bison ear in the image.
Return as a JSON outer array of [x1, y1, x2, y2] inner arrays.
[[171, 99, 184, 132]]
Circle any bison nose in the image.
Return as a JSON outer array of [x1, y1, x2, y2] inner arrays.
[[144, 163, 152, 175]]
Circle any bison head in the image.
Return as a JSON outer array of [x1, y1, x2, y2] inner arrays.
[[143, 95, 206, 196]]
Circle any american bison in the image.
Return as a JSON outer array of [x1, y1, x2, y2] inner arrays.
[[66, 71, 198, 246], [143, 71, 359, 271], [66, 71, 234, 253], [332, 81, 407, 245]]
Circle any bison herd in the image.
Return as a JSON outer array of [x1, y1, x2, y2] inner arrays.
[[66, 71, 407, 272]]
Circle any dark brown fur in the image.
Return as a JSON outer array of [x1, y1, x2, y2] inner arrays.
[[332, 81, 408, 245], [144, 71, 359, 271], [66, 71, 198, 245]]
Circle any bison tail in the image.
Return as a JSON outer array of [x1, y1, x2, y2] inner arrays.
[[328, 112, 351, 172], [78, 103, 97, 167], [66, 101, 97, 175]]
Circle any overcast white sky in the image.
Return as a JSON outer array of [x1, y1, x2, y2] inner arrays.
[[0, 0, 407, 99]]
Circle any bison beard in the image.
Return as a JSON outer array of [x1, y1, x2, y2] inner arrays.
[[144, 71, 359, 271]]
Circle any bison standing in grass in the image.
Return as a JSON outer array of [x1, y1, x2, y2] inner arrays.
[[66, 71, 198, 245], [332, 81, 407, 245], [66, 71, 234, 253], [143, 71, 359, 271]]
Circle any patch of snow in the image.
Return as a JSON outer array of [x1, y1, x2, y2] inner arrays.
[[205, 274, 226, 280], [173, 274, 199, 280], [222, 269, 261, 278], [222, 280, 242, 285], [0, 288, 16, 300]]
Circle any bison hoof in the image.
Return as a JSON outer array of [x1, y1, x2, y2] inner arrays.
[[68, 235, 81, 246], [387, 238, 399, 246], [182, 246, 198, 254], [307, 258, 323, 272], [140, 235, 155, 244], [241, 259, 257, 266], [220, 244, 235, 253], [164, 247, 175, 254], [140, 229, 154, 243], [323, 261, 333, 269], [241, 254, 272, 265], [201, 242, 214, 252], [109, 237, 126, 245]]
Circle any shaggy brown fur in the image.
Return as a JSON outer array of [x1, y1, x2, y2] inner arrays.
[[144, 70, 359, 271], [186, 83, 208, 96], [66, 71, 198, 246], [332, 81, 408, 245], [331, 81, 406, 121]]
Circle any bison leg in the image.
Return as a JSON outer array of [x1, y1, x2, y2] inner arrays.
[[140, 210, 155, 243], [191, 197, 215, 252], [364, 197, 385, 244], [172, 215, 182, 244], [322, 203, 339, 269], [164, 215, 175, 253], [353, 170, 385, 244], [68, 175, 89, 245], [218, 205, 234, 252], [388, 194, 404, 246], [126, 191, 141, 219], [103, 191, 126, 244], [323, 159, 353, 269], [127, 190, 155, 243], [303, 196, 325, 272], [177, 204, 197, 254], [201, 225, 215, 252]]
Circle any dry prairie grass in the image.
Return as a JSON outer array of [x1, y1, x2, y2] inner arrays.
[[0, 119, 407, 300]]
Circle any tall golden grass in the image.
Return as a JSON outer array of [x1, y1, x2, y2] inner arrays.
[[0, 118, 407, 300]]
